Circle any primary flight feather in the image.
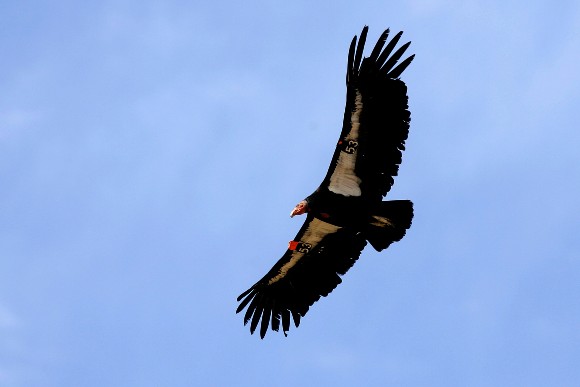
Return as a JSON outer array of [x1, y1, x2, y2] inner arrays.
[[236, 26, 414, 339]]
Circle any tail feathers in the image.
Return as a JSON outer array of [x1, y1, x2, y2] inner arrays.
[[365, 200, 413, 252]]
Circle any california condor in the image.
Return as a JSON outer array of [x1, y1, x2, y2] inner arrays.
[[236, 26, 414, 338]]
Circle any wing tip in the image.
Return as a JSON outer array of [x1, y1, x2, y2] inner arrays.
[[387, 53, 415, 79]]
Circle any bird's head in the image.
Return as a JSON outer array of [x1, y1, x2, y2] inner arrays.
[[290, 200, 309, 217]]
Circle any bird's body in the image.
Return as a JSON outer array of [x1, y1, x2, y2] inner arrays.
[[236, 26, 415, 338]]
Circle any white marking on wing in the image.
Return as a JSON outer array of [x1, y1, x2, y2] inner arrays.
[[268, 218, 341, 285], [329, 90, 363, 197]]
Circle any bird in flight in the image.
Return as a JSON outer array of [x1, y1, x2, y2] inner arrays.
[[236, 26, 415, 338]]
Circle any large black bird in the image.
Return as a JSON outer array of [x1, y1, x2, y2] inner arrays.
[[236, 26, 414, 338]]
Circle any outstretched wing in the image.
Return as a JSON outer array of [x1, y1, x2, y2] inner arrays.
[[322, 26, 414, 203], [236, 214, 367, 338]]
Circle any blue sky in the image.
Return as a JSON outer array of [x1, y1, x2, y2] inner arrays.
[[1, 0, 579, 386]]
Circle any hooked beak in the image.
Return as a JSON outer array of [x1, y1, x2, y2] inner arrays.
[[290, 200, 308, 218]]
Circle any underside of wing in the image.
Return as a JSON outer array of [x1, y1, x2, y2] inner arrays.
[[324, 27, 414, 202], [236, 215, 367, 338]]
